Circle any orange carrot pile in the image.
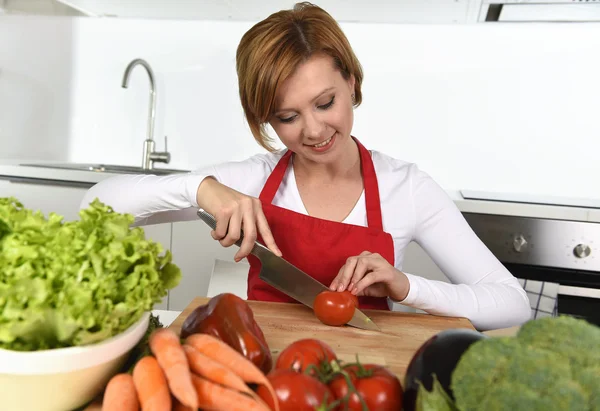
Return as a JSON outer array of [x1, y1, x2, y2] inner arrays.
[[101, 328, 279, 411]]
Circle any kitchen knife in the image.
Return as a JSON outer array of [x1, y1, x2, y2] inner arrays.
[[197, 209, 380, 332]]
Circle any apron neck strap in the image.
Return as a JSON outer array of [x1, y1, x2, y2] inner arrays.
[[259, 149, 293, 204], [259, 137, 384, 230]]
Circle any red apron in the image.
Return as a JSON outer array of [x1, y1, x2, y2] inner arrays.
[[246, 137, 394, 310]]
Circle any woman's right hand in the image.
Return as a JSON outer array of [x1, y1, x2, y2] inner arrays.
[[196, 177, 282, 262]]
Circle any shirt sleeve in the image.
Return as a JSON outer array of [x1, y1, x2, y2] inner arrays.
[[79, 152, 282, 226], [396, 164, 532, 331]]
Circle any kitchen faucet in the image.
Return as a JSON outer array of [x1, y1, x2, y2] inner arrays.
[[121, 58, 170, 170]]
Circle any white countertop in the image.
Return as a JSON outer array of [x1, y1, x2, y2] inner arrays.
[[2, 158, 599, 223], [0, 159, 122, 185], [152, 309, 182, 327]]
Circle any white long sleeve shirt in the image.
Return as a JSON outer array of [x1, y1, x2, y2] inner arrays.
[[80, 149, 531, 331]]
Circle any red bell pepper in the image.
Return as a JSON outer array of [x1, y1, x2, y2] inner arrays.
[[180, 293, 273, 373]]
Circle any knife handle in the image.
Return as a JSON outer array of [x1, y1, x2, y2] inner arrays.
[[197, 209, 245, 248]]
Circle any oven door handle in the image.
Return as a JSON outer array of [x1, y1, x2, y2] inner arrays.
[[558, 285, 600, 299]]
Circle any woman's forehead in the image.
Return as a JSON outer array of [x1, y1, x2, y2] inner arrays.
[[275, 55, 341, 107]]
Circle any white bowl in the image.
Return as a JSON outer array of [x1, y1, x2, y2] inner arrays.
[[0, 312, 150, 411]]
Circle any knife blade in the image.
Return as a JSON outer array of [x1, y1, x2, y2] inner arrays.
[[196, 209, 381, 332]]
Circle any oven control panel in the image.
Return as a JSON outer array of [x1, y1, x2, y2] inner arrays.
[[462, 213, 599, 272]]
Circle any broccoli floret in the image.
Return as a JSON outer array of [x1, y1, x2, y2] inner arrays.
[[517, 316, 600, 369], [448, 316, 600, 411]]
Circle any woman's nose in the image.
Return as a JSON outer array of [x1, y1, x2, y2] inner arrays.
[[303, 113, 326, 139]]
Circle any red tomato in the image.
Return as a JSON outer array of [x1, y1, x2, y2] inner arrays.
[[257, 369, 336, 411], [346, 291, 359, 308], [329, 364, 403, 411], [313, 290, 356, 326], [275, 338, 337, 375]]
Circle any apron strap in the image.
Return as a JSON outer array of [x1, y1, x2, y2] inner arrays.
[[354, 137, 384, 231], [259, 137, 384, 231], [259, 150, 293, 202]]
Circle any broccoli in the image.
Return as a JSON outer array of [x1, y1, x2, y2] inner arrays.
[[417, 316, 600, 411]]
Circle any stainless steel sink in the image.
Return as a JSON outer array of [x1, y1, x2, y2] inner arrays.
[[20, 162, 190, 176]]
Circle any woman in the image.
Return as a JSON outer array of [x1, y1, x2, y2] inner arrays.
[[81, 2, 531, 331]]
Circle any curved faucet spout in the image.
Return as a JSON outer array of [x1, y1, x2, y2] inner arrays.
[[122, 58, 156, 142]]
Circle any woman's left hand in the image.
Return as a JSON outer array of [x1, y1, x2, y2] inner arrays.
[[329, 251, 410, 302]]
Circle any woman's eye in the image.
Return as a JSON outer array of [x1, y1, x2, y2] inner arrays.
[[318, 96, 335, 110], [279, 115, 296, 123]]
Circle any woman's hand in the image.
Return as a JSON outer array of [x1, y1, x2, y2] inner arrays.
[[196, 177, 282, 262], [329, 251, 410, 302]]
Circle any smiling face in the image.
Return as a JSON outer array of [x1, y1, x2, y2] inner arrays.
[[269, 53, 356, 165]]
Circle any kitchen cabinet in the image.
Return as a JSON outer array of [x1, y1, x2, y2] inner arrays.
[[168, 219, 238, 311], [0, 179, 89, 221]]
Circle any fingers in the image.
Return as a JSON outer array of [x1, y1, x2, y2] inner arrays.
[[330, 253, 367, 292], [329, 265, 347, 291], [330, 252, 389, 294], [255, 207, 282, 256], [348, 256, 371, 293], [330, 251, 370, 291], [235, 211, 256, 262], [211, 196, 281, 262], [219, 210, 242, 248], [212, 209, 231, 241], [352, 270, 393, 297]]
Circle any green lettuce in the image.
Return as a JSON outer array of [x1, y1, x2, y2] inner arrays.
[[0, 197, 181, 351]]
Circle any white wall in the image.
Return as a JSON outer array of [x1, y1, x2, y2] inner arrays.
[[1, 15, 600, 200], [0, 16, 74, 160]]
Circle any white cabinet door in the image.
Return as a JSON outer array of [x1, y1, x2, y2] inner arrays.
[[0, 180, 89, 221], [168, 220, 239, 311]]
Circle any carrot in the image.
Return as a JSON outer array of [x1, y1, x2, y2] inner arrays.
[[172, 397, 194, 411], [191, 373, 270, 411], [82, 401, 103, 411], [185, 333, 279, 411], [101, 373, 139, 411], [132, 355, 172, 411], [148, 328, 198, 409], [183, 344, 256, 397]]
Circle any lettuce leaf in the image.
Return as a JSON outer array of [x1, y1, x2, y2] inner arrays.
[[0, 197, 181, 351]]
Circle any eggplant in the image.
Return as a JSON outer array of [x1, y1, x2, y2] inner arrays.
[[402, 328, 487, 411]]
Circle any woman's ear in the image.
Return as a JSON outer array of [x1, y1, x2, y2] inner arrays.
[[347, 74, 356, 94]]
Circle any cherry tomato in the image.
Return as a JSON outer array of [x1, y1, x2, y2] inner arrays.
[[313, 290, 356, 326], [275, 338, 337, 375], [256, 368, 336, 411], [329, 364, 403, 411]]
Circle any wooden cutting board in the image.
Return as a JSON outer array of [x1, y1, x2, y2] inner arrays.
[[169, 297, 475, 382]]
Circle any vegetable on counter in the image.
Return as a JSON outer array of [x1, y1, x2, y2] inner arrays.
[[275, 338, 338, 376], [185, 333, 278, 409], [180, 292, 273, 373], [103, 328, 279, 411], [313, 290, 357, 326], [403, 328, 486, 411], [329, 362, 403, 411], [270, 338, 403, 410], [409, 316, 600, 411], [101, 373, 139, 411], [257, 368, 336, 411], [0, 197, 181, 351], [148, 328, 198, 409]]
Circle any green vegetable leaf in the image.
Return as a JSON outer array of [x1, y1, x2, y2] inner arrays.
[[0, 197, 181, 351], [416, 374, 459, 411]]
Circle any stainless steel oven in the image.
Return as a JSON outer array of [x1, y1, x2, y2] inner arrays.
[[462, 212, 600, 326]]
